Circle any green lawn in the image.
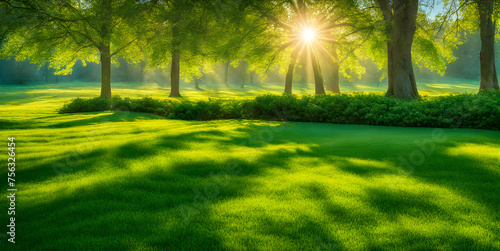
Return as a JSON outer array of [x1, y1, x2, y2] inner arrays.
[[0, 81, 499, 250]]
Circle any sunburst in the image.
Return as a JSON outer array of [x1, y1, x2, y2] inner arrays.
[[302, 28, 316, 42]]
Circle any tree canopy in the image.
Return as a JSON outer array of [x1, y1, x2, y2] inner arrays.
[[1, 0, 498, 98]]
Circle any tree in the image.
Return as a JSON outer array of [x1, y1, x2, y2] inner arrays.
[[195, 0, 282, 91], [260, 0, 329, 95], [433, 0, 499, 91], [315, 0, 375, 93], [0, 0, 147, 98], [244, 0, 328, 95], [144, 0, 219, 97], [478, 0, 500, 90], [223, 60, 230, 87], [375, 0, 420, 98], [360, 0, 456, 98], [242, 0, 374, 95]]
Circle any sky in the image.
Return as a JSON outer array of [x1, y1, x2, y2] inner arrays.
[[426, 1, 446, 18]]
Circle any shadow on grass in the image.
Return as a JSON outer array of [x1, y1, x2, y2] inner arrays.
[[1, 111, 164, 130], [366, 188, 446, 219], [0, 119, 36, 129], [49, 112, 163, 128], [7, 122, 500, 250]]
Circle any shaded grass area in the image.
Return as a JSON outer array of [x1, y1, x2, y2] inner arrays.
[[0, 81, 499, 250]]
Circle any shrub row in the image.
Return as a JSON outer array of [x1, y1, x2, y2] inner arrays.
[[59, 90, 500, 130]]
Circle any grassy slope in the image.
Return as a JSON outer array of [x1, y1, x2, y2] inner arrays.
[[0, 81, 499, 250]]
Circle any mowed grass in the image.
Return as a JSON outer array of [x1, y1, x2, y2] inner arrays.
[[0, 80, 499, 250]]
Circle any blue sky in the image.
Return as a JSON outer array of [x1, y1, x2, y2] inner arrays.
[[426, 1, 445, 18]]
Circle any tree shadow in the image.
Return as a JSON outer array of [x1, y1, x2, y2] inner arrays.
[[3, 148, 107, 185], [302, 183, 378, 227], [0, 119, 36, 129], [16, 157, 261, 249], [365, 188, 447, 220], [6, 121, 500, 250], [48, 112, 163, 128]]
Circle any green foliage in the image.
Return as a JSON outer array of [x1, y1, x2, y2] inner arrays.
[[142, 0, 225, 84], [0, 0, 146, 75], [60, 90, 500, 130]]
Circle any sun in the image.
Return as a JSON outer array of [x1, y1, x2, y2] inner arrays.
[[302, 29, 315, 41]]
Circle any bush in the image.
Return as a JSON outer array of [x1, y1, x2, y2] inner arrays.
[[59, 90, 500, 130], [59, 97, 111, 113]]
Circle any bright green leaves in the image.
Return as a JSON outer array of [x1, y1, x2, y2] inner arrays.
[[413, 25, 456, 76], [0, 0, 146, 76]]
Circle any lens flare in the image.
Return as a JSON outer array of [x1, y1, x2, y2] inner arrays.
[[302, 29, 315, 41]]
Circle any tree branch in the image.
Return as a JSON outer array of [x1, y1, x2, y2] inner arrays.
[[111, 39, 137, 57]]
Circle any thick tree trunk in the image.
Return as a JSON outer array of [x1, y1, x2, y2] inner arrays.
[[384, 0, 419, 98], [169, 26, 181, 97], [98, 0, 112, 98], [169, 48, 181, 97], [285, 47, 300, 94], [99, 45, 112, 98], [284, 64, 295, 94], [326, 44, 340, 93], [311, 51, 326, 95], [224, 60, 230, 87], [479, 0, 499, 90], [330, 64, 340, 93]]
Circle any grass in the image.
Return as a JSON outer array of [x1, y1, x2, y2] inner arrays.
[[0, 80, 499, 250]]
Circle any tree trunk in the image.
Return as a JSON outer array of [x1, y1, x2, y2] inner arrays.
[[311, 51, 326, 95], [385, 40, 394, 95], [383, 0, 419, 98], [140, 61, 145, 82], [378, 0, 394, 96], [16, 61, 21, 84], [169, 48, 181, 97], [99, 45, 112, 98], [479, 0, 499, 90], [285, 47, 300, 94], [170, 27, 181, 97], [330, 64, 340, 93], [224, 60, 230, 87], [194, 77, 204, 91], [494, 60, 499, 89], [326, 44, 340, 93], [99, 0, 112, 98]]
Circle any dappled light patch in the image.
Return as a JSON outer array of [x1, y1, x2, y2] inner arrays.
[[445, 143, 500, 162]]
